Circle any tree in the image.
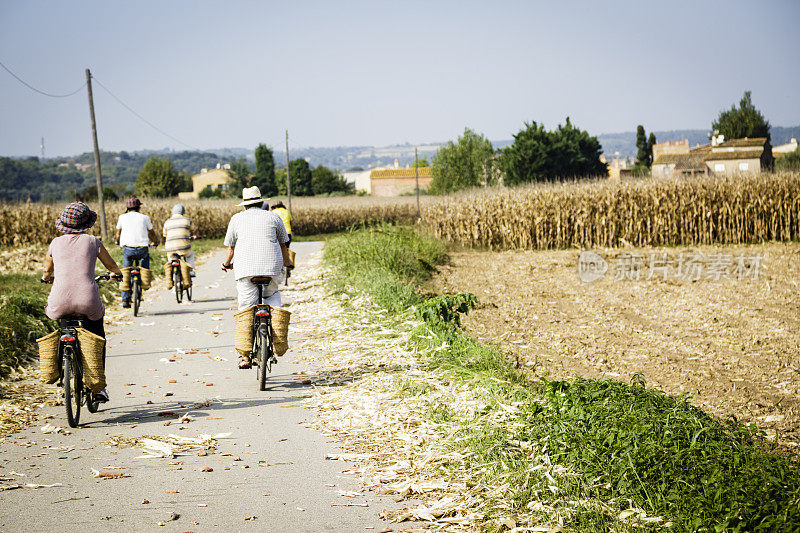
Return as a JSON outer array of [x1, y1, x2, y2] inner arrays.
[[411, 158, 429, 168], [288, 159, 313, 196], [199, 185, 224, 199], [635, 125, 647, 164], [135, 157, 189, 197], [73, 185, 119, 202], [311, 165, 352, 195], [500, 118, 606, 185], [227, 157, 251, 196], [633, 126, 656, 175], [253, 144, 277, 196], [430, 128, 495, 194], [712, 91, 771, 142], [274, 168, 287, 196]]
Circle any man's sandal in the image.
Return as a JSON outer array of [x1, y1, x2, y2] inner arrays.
[[238, 354, 252, 369]]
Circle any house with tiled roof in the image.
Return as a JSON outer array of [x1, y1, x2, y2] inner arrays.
[[370, 166, 433, 196], [704, 137, 772, 175], [651, 140, 707, 177], [651, 136, 772, 178], [178, 166, 235, 200]]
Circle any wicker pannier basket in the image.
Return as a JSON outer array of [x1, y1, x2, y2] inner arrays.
[[287, 249, 296, 268], [164, 263, 174, 289], [180, 260, 192, 287], [119, 267, 132, 292], [76, 328, 106, 393], [233, 306, 255, 356], [36, 330, 60, 384], [271, 308, 291, 356], [140, 267, 153, 290]]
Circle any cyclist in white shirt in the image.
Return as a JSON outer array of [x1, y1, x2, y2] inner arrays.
[[222, 186, 290, 310], [115, 197, 159, 308]]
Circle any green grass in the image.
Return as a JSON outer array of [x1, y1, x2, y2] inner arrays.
[[0, 273, 55, 377], [324, 226, 800, 532], [324, 224, 447, 312]]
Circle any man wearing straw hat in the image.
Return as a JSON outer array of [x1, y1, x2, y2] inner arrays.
[[222, 186, 291, 366]]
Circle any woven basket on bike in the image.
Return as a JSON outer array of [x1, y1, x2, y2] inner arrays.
[[164, 263, 174, 289], [140, 267, 153, 290], [180, 260, 192, 287], [288, 249, 296, 267], [36, 330, 60, 384], [233, 306, 255, 356], [119, 267, 132, 292], [271, 307, 291, 356], [76, 328, 106, 393]]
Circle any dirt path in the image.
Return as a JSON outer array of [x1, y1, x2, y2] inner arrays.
[[428, 242, 800, 444], [0, 243, 403, 531]]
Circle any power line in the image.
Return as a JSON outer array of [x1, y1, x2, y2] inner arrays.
[[0, 59, 86, 98], [90, 75, 196, 151]]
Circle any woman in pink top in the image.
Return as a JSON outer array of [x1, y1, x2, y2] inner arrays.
[[42, 202, 123, 403]]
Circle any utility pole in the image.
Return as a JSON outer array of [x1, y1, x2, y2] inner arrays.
[[85, 68, 108, 241], [414, 146, 420, 220], [40, 137, 45, 159], [285, 130, 292, 215]]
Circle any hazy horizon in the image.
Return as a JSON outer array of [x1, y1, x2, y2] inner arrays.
[[2, 1, 798, 158]]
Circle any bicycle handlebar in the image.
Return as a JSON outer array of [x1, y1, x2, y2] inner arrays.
[[41, 273, 119, 284]]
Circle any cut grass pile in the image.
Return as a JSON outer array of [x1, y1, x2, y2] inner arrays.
[[323, 226, 800, 532]]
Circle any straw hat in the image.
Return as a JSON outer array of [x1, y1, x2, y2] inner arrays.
[[237, 186, 269, 206], [55, 202, 97, 234]]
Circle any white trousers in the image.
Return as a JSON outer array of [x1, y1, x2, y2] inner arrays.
[[236, 271, 284, 310]]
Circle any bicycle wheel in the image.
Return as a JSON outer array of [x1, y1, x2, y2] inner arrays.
[[133, 279, 141, 316], [258, 328, 268, 391], [173, 268, 182, 303], [63, 349, 82, 428], [186, 284, 192, 302]]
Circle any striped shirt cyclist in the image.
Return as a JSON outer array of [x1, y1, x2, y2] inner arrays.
[[163, 214, 196, 255]]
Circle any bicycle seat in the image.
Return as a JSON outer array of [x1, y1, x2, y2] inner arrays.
[[251, 276, 272, 285], [58, 315, 87, 328]]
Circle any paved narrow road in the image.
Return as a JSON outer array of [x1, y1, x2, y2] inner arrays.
[[0, 243, 400, 532]]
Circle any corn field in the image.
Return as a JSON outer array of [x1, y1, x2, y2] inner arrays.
[[1, 173, 798, 248], [0, 196, 423, 246], [424, 172, 800, 249]]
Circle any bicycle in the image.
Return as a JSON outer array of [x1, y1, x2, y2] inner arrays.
[[250, 276, 277, 391], [223, 265, 277, 391], [41, 274, 115, 428], [127, 259, 143, 316], [169, 253, 192, 304]]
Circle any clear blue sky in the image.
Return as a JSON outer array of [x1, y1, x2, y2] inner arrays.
[[1, 0, 798, 157]]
